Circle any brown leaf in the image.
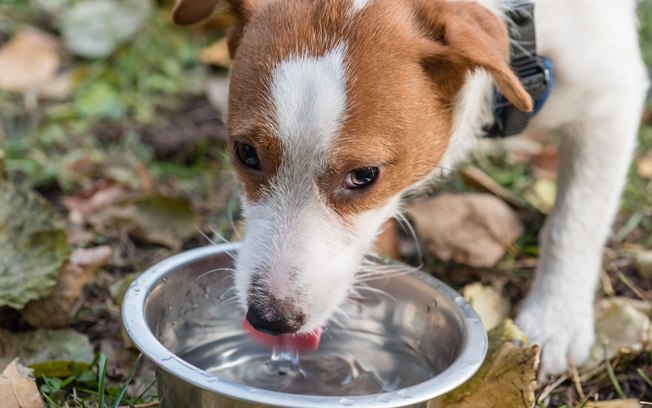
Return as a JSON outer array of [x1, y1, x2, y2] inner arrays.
[[530, 144, 559, 179], [433, 320, 539, 408], [22, 246, 111, 328], [200, 37, 230, 67], [373, 218, 400, 259], [406, 193, 523, 267], [61, 181, 132, 224], [0, 26, 60, 93], [91, 195, 197, 249], [636, 151, 652, 180], [0, 359, 44, 408]]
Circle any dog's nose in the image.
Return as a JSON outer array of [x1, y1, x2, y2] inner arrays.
[[245, 301, 305, 335]]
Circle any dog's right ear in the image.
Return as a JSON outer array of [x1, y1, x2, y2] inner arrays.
[[172, 0, 262, 57]]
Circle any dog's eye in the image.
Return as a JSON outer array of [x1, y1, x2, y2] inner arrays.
[[235, 143, 261, 170], [343, 167, 378, 189]]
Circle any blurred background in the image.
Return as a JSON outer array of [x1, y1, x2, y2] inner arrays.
[[1, 0, 652, 407]]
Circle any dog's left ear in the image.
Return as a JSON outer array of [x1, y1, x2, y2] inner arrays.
[[416, 1, 533, 112], [172, 0, 263, 57]]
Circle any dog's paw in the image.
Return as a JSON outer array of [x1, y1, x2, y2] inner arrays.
[[515, 299, 595, 378]]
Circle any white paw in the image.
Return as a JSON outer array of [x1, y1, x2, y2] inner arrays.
[[515, 298, 595, 379]]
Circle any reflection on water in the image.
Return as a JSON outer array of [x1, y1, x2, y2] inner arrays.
[[179, 329, 435, 396]]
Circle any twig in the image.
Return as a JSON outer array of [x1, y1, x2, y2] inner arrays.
[[537, 374, 569, 402], [617, 271, 651, 301], [569, 360, 585, 400], [119, 400, 160, 408]]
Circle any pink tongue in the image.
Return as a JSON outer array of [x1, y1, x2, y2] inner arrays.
[[242, 319, 322, 351]]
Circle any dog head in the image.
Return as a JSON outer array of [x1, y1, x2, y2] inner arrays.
[[174, 0, 531, 336]]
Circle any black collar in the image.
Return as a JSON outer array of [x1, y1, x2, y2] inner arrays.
[[485, 2, 553, 138]]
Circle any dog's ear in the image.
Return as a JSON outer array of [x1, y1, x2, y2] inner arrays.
[[172, 0, 263, 57], [416, 1, 532, 112]]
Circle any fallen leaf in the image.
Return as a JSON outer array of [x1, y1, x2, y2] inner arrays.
[[636, 150, 652, 179], [22, 246, 111, 328], [459, 166, 527, 209], [636, 251, 652, 280], [462, 283, 510, 331], [374, 219, 400, 259], [58, 0, 152, 58], [584, 400, 642, 408], [525, 178, 557, 214], [205, 74, 230, 120], [530, 144, 559, 179], [61, 181, 132, 224], [406, 193, 523, 268], [432, 320, 539, 408], [0, 179, 70, 309], [583, 297, 651, 369], [0, 25, 60, 92], [0, 329, 94, 378], [91, 194, 197, 248], [200, 37, 231, 67], [0, 359, 44, 408]]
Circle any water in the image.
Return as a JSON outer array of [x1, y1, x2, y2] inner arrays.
[[179, 329, 436, 396]]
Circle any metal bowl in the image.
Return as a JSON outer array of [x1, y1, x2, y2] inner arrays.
[[122, 243, 487, 408]]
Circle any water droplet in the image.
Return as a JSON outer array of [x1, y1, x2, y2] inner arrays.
[[162, 277, 169, 283], [339, 398, 354, 406], [377, 394, 391, 403], [397, 389, 411, 398]]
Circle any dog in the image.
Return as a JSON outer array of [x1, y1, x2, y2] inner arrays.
[[172, 0, 648, 377]]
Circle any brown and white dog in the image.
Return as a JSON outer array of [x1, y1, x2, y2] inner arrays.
[[172, 0, 648, 376]]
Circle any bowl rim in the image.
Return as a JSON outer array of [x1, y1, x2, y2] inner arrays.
[[122, 243, 487, 408]]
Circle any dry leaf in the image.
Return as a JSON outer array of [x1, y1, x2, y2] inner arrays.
[[459, 166, 526, 209], [374, 218, 400, 259], [462, 283, 510, 331], [406, 193, 523, 268], [583, 297, 651, 369], [584, 400, 642, 408], [531, 144, 559, 179], [0, 329, 94, 377], [200, 37, 231, 67], [0, 26, 60, 93], [22, 246, 111, 328], [91, 194, 197, 249], [205, 74, 230, 119], [0, 359, 43, 408], [636, 150, 652, 179], [636, 251, 652, 280], [61, 181, 132, 224], [433, 320, 539, 408], [525, 178, 557, 214]]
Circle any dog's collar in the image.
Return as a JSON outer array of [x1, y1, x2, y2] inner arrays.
[[485, 2, 553, 138]]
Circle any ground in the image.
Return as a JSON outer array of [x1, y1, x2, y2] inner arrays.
[[0, 1, 652, 407]]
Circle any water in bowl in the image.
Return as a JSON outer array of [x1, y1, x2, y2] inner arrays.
[[179, 328, 436, 396]]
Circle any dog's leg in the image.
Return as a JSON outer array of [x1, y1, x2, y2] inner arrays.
[[515, 86, 647, 376]]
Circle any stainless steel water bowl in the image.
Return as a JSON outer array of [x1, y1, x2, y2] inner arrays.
[[122, 244, 487, 408]]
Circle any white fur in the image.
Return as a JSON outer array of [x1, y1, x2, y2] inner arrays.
[[234, 0, 648, 377], [442, 0, 648, 377], [234, 44, 399, 332]]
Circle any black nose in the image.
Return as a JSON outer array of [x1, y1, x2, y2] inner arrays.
[[245, 301, 305, 335]]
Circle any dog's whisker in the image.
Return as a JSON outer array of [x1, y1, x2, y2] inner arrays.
[[191, 267, 235, 285]]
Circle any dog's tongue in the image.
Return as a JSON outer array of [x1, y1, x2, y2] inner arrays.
[[242, 319, 322, 351]]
